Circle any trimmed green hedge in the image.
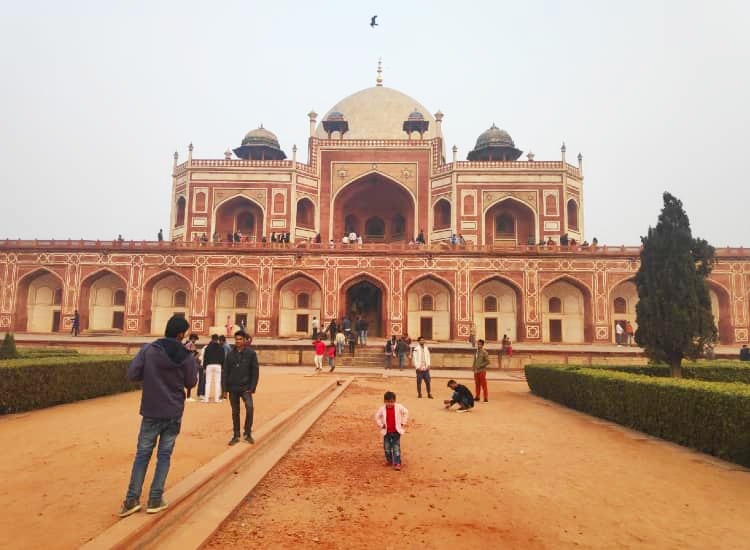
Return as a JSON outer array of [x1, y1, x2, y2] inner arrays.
[[16, 348, 81, 359], [585, 362, 750, 384], [0, 355, 137, 414], [525, 364, 750, 467]]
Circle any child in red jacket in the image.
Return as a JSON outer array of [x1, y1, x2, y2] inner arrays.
[[326, 343, 336, 372]]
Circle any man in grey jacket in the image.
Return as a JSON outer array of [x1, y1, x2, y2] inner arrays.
[[119, 316, 197, 518]]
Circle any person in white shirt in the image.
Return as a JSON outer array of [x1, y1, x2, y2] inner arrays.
[[411, 336, 433, 399], [348, 231, 357, 243], [615, 321, 624, 346]]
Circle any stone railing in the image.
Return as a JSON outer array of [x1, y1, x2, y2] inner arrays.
[[173, 159, 317, 177], [432, 161, 581, 178]]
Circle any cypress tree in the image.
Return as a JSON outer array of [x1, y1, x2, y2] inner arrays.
[[635, 192, 716, 377], [0, 332, 19, 359]]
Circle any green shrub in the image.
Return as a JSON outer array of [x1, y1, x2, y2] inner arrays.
[[525, 364, 750, 467], [16, 347, 80, 359], [0, 355, 137, 414], [0, 333, 19, 359], [586, 363, 750, 384]]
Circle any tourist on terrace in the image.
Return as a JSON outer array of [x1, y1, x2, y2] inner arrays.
[[450, 233, 457, 246], [412, 336, 433, 399], [119, 315, 197, 518], [560, 233, 569, 246], [592, 237, 599, 247], [157, 229, 163, 242], [416, 229, 425, 244], [459, 234, 466, 246], [222, 331, 260, 446], [348, 230, 357, 243]]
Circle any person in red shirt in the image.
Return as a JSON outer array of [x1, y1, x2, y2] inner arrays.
[[374, 391, 409, 471], [326, 343, 336, 373], [313, 336, 326, 372]]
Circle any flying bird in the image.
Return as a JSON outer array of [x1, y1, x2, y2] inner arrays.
[[370, 15, 378, 27]]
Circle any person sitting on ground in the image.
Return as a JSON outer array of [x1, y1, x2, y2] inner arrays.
[[444, 380, 475, 412], [740, 344, 750, 362]]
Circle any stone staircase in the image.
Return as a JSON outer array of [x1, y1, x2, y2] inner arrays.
[[334, 345, 386, 369]]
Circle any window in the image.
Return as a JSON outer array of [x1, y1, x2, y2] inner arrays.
[[545, 194, 557, 216], [548, 297, 562, 313], [421, 295, 434, 311], [484, 296, 498, 312], [297, 292, 310, 309], [614, 297, 627, 314], [174, 290, 187, 307], [567, 199, 579, 231], [113, 289, 126, 306], [296, 314, 309, 333], [296, 199, 315, 229], [194, 192, 206, 212], [433, 200, 451, 230], [365, 217, 385, 237], [463, 194, 475, 216], [273, 193, 285, 214], [495, 213, 514, 237], [392, 214, 405, 237], [53, 288, 63, 306], [235, 292, 249, 309], [175, 196, 186, 227]]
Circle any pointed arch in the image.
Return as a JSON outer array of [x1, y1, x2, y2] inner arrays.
[[433, 198, 451, 231], [540, 275, 594, 343], [79, 268, 128, 332], [706, 279, 733, 344], [482, 196, 538, 246], [567, 198, 580, 232], [14, 268, 65, 332], [609, 278, 638, 344], [339, 272, 389, 337], [212, 194, 267, 242], [472, 274, 524, 342], [273, 271, 323, 336], [405, 274, 454, 340], [207, 271, 258, 335], [142, 269, 192, 336]]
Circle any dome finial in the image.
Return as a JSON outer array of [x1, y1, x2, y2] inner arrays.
[[376, 58, 383, 87]]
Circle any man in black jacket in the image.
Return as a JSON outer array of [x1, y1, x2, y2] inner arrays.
[[222, 331, 260, 445], [444, 379, 475, 412], [119, 315, 197, 518]]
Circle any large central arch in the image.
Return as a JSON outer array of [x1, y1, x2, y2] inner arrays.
[[331, 173, 415, 242], [483, 197, 537, 246], [339, 274, 388, 337], [213, 196, 265, 241]]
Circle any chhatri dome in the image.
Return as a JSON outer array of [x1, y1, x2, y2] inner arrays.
[[315, 63, 437, 140], [233, 125, 287, 160], [467, 123, 523, 161]]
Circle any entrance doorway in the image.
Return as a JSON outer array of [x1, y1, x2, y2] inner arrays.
[[296, 314, 309, 333], [235, 313, 248, 329], [484, 318, 498, 341], [549, 319, 562, 342], [420, 317, 433, 340], [112, 311, 125, 330], [345, 281, 383, 336], [52, 311, 61, 332]]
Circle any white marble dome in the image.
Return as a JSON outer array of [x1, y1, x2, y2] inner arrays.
[[315, 86, 437, 140]]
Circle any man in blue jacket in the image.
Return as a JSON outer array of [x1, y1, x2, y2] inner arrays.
[[119, 316, 197, 518]]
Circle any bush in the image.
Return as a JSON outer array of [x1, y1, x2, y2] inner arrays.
[[16, 347, 80, 359], [586, 363, 750, 384], [0, 333, 19, 359], [525, 364, 750, 467], [0, 355, 137, 414]]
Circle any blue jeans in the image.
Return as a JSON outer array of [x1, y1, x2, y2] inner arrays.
[[416, 370, 432, 397], [125, 416, 182, 502], [383, 432, 401, 465], [398, 353, 406, 370]]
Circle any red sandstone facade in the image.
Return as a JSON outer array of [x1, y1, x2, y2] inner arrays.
[[2, 79, 748, 343]]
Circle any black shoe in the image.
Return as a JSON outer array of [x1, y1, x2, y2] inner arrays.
[[118, 499, 141, 518], [244, 434, 255, 444], [146, 499, 168, 514], [428, 394, 434, 399], [473, 396, 480, 401], [228, 436, 240, 446]]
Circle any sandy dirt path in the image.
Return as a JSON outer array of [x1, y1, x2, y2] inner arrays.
[[207, 376, 750, 550], [0, 373, 331, 550]]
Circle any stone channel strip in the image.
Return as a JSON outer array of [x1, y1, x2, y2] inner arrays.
[[83, 377, 353, 550]]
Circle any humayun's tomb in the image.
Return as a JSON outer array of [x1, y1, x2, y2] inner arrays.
[[1, 68, 748, 344]]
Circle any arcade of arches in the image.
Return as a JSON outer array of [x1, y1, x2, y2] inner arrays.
[[333, 174, 414, 242], [3, 252, 745, 344]]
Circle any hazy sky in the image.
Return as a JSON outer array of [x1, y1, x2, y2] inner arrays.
[[0, 1, 747, 246]]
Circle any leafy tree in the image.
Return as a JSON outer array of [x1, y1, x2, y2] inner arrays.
[[0, 332, 19, 359], [635, 192, 716, 377]]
